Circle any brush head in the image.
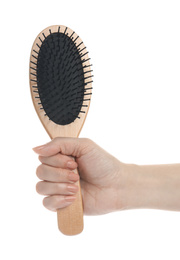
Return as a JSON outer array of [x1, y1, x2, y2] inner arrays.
[[30, 25, 93, 129]]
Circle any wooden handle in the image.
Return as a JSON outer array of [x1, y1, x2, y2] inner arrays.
[[57, 168, 84, 235]]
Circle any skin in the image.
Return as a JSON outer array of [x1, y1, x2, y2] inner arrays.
[[33, 138, 180, 215]]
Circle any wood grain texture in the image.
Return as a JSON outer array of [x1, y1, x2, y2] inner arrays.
[[29, 25, 92, 235]]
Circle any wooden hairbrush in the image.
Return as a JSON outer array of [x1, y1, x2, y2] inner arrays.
[[29, 25, 93, 235]]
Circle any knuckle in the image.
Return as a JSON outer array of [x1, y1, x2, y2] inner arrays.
[[65, 183, 69, 191], [42, 197, 55, 211], [36, 164, 45, 179], [80, 138, 93, 154], [43, 196, 63, 211], [52, 137, 61, 145], [56, 168, 62, 182], [56, 182, 64, 193], [53, 196, 62, 208], [81, 138, 92, 145], [36, 181, 43, 194], [36, 165, 42, 178], [57, 168, 68, 182], [38, 155, 44, 163], [54, 196, 67, 210], [42, 197, 48, 208]]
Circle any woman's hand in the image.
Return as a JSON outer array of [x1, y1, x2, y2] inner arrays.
[[33, 138, 127, 215]]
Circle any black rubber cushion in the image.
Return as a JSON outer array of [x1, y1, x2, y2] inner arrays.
[[36, 32, 84, 125]]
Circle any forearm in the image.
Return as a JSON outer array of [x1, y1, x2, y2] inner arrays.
[[122, 163, 180, 211]]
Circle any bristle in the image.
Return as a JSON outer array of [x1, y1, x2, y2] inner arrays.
[[30, 61, 37, 66], [84, 70, 93, 74], [30, 67, 37, 71], [30, 72, 37, 77], [33, 49, 39, 55], [32, 55, 38, 60], [84, 93, 92, 96], [70, 31, 75, 39], [76, 42, 83, 48], [85, 80, 93, 85], [82, 58, 91, 63], [79, 46, 86, 53], [64, 27, 68, 34], [39, 37, 43, 43], [84, 75, 93, 80], [73, 36, 79, 43], [36, 43, 41, 48], [84, 87, 93, 91], [80, 52, 89, 58]]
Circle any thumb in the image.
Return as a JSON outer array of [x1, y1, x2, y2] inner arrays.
[[32, 137, 84, 157]]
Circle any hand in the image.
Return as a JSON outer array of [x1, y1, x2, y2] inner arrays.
[[33, 138, 127, 215]]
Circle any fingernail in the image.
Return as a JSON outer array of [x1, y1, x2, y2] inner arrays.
[[67, 161, 77, 169], [33, 144, 47, 150], [65, 196, 76, 202], [67, 185, 78, 193], [68, 172, 79, 182], [32, 143, 49, 153]]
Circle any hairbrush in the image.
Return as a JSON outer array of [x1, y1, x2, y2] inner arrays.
[[29, 25, 93, 235]]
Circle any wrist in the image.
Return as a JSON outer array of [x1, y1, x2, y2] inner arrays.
[[122, 163, 152, 210], [117, 162, 159, 211], [120, 162, 180, 211], [114, 161, 139, 211]]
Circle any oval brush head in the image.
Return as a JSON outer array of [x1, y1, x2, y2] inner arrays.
[[29, 25, 93, 235]]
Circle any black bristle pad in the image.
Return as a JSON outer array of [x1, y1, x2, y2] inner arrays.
[[36, 32, 85, 125]]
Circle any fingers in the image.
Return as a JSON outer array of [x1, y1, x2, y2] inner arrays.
[[33, 137, 92, 212], [35, 153, 79, 211]]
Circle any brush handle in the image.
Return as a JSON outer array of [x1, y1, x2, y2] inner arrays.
[[57, 168, 83, 235], [48, 132, 84, 235]]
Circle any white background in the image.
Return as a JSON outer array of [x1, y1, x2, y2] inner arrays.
[[1, 0, 180, 259]]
